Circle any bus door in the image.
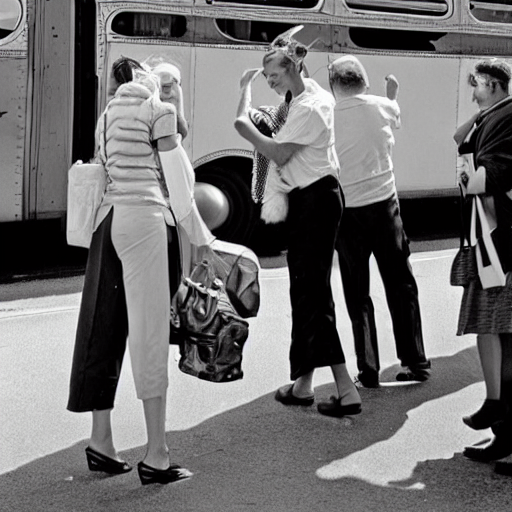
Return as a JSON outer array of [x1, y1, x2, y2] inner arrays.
[[28, 0, 75, 220]]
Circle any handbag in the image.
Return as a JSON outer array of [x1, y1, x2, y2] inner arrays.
[[471, 195, 507, 289], [192, 239, 261, 318], [66, 110, 108, 248], [450, 187, 477, 287], [171, 260, 249, 382]]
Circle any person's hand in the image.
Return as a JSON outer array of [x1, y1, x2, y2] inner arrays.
[[456, 155, 471, 188], [161, 81, 183, 109], [385, 74, 399, 100], [240, 68, 262, 90]]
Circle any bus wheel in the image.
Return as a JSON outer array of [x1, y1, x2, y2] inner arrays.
[[194, 163, 256, 245]]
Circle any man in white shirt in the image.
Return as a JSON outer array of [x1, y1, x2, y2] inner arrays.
[[329, 55, 431, 388]]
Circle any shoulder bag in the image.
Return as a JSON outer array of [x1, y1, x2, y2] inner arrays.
[[66, 110, 108, 248]]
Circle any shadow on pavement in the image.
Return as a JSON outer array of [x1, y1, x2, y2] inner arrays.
[[2, 346, 511, 512]]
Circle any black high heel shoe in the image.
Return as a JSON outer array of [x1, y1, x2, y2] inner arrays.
[[462, 399, 505, 430], [137, 461, 192, 485], [85, 446, 132, 474]]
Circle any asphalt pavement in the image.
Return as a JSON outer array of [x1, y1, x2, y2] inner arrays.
[[1, 225, 512, 511]]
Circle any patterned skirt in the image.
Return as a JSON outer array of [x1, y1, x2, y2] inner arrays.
[[457, 272, 512, 335]]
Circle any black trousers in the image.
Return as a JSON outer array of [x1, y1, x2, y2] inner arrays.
[[335, 196, 429, 376], [286, 175, 345, 380], [67, 208, 180, 412]]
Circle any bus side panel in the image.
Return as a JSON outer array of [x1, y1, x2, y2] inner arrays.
[[193, 47, 264, 161], [0, 57, 27, 222], [356, 54, 460, 197]]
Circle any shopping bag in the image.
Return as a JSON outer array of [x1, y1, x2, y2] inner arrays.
[[471, 195, 507, 289], [66, 162, 107, 248]]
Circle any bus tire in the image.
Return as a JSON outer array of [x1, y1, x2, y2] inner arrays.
[[195, 163, 256, 245]]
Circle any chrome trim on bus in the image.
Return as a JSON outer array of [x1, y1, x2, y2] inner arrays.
[[471, 1, 512, 12], [193, 149, 253, 170], [204, 0, 325, 12], [346, 0, 448, 13]]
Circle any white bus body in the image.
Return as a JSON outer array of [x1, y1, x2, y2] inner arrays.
[[1, 0, 511, 246]]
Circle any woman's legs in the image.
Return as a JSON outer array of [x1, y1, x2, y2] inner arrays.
[[478, 333, 502, 399], [331, 364, 361, 405], [142, 394, 169, 469], [463, 334, 503, 429], [292, 371, 314, 397], [111, 206, 176, 468], [90, 409, 124, 462], [290, 364, 361, 406]]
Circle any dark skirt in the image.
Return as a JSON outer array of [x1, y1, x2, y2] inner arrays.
[[286, 175, 345, 380], [457, 271, 512, 335]]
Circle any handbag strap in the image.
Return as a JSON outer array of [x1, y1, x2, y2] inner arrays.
[[101, 108, 109, 168], [152, 143, 185, 277], [457, 185, 470, 249]]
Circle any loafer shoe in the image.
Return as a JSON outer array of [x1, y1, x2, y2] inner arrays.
[[317, 396, 362, 418], [463, 436, 512, 462], [396, 366, 430, 382], [275, 384, 314, 406]]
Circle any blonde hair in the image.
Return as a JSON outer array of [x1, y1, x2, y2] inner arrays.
[[152, 62, 182, 86], [132, 68, 162, 101]]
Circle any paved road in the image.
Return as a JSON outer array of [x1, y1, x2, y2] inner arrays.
[[1, 247, 511, 512]]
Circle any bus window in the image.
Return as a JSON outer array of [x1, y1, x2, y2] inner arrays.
[[215, 19, 296, 43], [0, 0, 22, 41], [348, 27, 446, 51], [345, 0, 449, 16], [470, 0, 512, 23], [206, 0, 319, 7], [111, 12, 187, 39]]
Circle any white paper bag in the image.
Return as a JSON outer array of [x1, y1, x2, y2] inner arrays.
[[470, 195, 506, 289], [66, 162, 107, 248]]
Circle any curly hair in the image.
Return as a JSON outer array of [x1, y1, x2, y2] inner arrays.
[[475, 59, 511, 92], [263, 42, 308, 73]]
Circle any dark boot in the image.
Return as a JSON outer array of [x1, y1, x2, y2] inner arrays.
[[462, 398, 505, 430]]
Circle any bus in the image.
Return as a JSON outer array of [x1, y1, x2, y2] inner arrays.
[[1, 0, 511, 249]]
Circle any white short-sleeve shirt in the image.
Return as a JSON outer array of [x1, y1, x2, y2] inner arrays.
[[274, 79, 340, 190], [334, 94, 400, 207]]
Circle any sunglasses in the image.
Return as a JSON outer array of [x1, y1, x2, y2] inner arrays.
[[468, 73, 494, 88]]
